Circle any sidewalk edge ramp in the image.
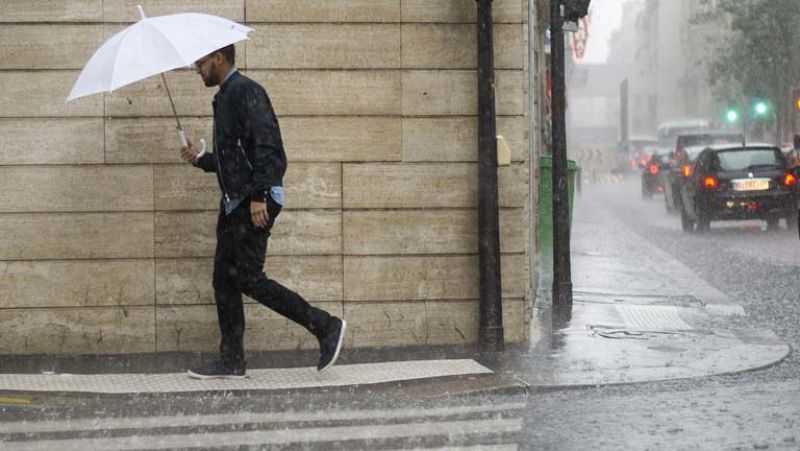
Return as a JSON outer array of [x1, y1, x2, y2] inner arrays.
[[0, 359, 492, 394]]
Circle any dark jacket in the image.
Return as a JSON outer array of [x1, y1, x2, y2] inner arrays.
[[196, 71, 286, 204]]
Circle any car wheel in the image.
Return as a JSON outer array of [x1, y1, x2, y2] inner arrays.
[[696, 213, 711, 233], [766, 216, 780, 231], [784, 211, 798, 233], [664, 192, 675, 213], [680, 208, 694, 233], [642, 184, 652, 200]]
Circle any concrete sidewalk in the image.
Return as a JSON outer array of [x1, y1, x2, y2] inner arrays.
[[0, 194, 790, 398]]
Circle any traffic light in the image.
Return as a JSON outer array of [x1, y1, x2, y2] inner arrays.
[[725, 109, 739, 123], [754, 101, 769, 116], [564, 0, 592, 22]]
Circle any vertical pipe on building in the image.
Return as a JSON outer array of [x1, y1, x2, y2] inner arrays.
[[476, 0, 504, 352], [550, 0, 573, 323], [528, 0, 538, 319]]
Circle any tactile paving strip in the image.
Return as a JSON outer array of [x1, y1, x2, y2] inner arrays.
[[0, 359, 492, 394]]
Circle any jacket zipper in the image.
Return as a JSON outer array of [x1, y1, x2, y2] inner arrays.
[[238, 139, 253, 170], [213, 98, 231, 203]]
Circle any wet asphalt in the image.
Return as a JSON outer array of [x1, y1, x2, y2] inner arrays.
[[1, 175, 798, 450], [591, 176, 800, 381], [524, 176, 800, 450]]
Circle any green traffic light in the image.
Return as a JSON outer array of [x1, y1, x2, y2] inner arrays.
[[725, 110, 739, 123], [754, 101, 768, 115]]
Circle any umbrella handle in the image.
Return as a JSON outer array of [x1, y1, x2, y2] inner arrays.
[[178, 130, 207, 154]]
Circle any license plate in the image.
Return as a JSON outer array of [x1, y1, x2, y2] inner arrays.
[[732, 178, 770, 191]]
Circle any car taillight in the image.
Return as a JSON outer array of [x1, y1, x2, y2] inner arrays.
[[703, 176, 718, 189], [681, 164, 692, 178], [649, 164, 659, 175], [784, 173, 797, 186]]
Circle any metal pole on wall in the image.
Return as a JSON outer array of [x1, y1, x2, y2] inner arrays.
[[527, 0, 538, 307], [476, 0, 504, 352], [550, 0, 573, 323]]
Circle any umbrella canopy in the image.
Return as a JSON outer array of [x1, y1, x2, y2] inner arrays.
[[68, 6, 252, 101]]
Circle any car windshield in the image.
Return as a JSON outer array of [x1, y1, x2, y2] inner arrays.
[[715, 148, 783, 171], [684, 147, 706, 161], [680, 134, 741, 148], [658, 125, 708, 147], [652, 153, 670, 164]]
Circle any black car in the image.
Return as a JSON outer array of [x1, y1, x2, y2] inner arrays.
[[664, 145, 705, 212], [679, 144, 798, 232], [675, 131, 743, 154], [664, 131, 743, 211], [641, 151, 671, 199]]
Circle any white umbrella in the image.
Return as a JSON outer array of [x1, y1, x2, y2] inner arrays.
[[68, 5, 253, 147]]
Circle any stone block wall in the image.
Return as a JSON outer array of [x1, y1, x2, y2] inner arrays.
[[0, 0, 531, 355]]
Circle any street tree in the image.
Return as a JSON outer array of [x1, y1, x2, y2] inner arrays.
[[703, 0, 800, 141]]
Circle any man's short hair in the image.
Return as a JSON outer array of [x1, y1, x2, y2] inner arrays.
[[218, 44, 235, 66]]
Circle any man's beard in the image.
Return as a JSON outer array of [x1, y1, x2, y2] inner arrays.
[[202, 72, 220, 87]]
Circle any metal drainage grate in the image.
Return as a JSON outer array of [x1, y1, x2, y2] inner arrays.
[[616, 305, 694, 331]]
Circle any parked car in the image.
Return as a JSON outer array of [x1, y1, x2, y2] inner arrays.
[[641, 150, 671, 199], [679, 144, 799, 233], [664, 131, 744, 211]]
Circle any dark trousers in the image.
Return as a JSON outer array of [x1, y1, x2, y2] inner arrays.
[[213, 197, 331, 368]]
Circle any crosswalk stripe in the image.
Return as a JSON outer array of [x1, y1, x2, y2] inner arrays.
[[0, 418, 524, 451], [388, 446, 518, 451], [0, 402, 526, 434], [0, 396, 31, 405]]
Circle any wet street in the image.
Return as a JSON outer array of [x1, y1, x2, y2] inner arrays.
[[526, 176, 800, 450], [1, 175, 799, 450], [584, 175, 800, 378]]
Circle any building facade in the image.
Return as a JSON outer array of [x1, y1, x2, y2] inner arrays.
[[625, 0, 726, 134], [0, 0, 533, 355]]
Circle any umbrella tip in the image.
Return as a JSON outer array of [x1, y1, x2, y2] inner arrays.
[[137, 5, 146, 20]]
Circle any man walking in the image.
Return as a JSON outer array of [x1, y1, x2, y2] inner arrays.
[[179, 44, 345, 379]]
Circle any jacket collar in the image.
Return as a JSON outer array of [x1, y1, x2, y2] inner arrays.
[[216, 69, 240, 98]]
